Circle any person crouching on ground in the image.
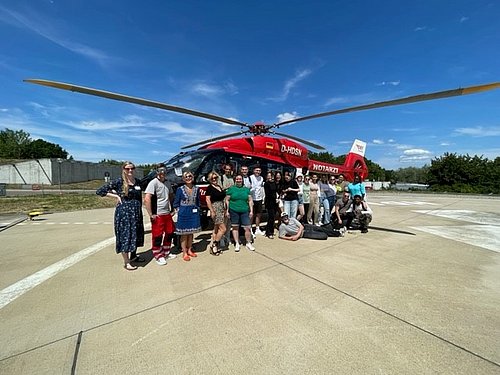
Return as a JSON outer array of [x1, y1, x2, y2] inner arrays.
[[225, 174, 255, 251], [348, 194, 372, 233], [278, 212, 328, 241], [332, 191, 354, 230], [144, 166, 176, 266]]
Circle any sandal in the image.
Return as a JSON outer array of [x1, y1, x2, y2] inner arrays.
[[187, 249, 197, 258], [124, 263, 137, 271], [183, 254, 191, 261], [209, 242, 221, 256]]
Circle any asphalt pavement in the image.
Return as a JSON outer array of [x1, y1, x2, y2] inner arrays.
[[0, 193, 499, 374]]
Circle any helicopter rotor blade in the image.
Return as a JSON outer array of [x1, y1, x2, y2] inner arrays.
[[273, 131, 325, 150], [24, 79, 248, 127], [181, 131, 245, 149], [274, 82, 500, 127]]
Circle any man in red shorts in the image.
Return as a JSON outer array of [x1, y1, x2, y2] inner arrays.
[[144, 166, 176, 265]]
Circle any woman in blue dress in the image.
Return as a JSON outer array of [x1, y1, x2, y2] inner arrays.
[[96, 161, 145, 271], [173, 170, 201, 261]]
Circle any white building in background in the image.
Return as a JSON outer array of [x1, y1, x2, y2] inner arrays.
[[363, 180, 391, 190], [0, 159, 144, 185]]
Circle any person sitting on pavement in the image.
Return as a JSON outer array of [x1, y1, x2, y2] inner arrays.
[[278, 212, 328, 241], [144, 166, 176, 266], [347, 194, 373, 233], [332, 191, 354, 230]]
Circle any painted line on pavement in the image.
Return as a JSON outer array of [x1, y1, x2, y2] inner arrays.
[[0, 237, 115, 310], [410, 225, 500, 253]]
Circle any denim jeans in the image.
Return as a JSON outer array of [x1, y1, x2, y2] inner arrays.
[[321, 197, 331, 224], [283, 199, 299, 219]]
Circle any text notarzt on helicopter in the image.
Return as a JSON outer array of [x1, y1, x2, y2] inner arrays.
[[310, 163, 339, 174]]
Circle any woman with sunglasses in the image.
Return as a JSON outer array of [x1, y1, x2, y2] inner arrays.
[[173, 171, 201, 261], [205, 171, 226, 255], [96, 161, 145, 271]]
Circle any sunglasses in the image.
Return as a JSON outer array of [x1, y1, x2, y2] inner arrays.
[[185, 175, 193, 179], [124, 167, 135, 171], [212, 176, 219, 180]]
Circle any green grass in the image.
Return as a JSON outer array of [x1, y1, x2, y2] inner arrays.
[[1, 180, 117, 214], [0, 194, 117, 214]]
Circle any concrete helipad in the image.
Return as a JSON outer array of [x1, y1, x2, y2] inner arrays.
[[0, 192, 499, 374]]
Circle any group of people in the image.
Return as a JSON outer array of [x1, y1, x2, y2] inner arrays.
[[96, 162, 373, 271], [97, 162, 202, 270]]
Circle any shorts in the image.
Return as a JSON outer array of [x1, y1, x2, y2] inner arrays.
[[253, 200, 263, 214], [298, 196, 304, 205], [229, 209, 251, 227]]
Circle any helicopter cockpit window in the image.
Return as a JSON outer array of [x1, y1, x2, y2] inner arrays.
[[164, 150, 210, 180], [197, 152, 227, 183]]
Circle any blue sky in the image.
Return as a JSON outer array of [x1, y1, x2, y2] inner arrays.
[[0, 0, 499, 170]]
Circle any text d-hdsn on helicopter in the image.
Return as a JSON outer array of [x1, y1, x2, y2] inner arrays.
[[24, 79, 500, 223]]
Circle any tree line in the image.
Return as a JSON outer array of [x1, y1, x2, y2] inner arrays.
[[1, 128, 498, 194], [309, 151, 500, 194], [0, 128, 68, 159]]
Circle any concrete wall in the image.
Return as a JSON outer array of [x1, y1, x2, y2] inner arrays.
[[0, 159, 144, 185]]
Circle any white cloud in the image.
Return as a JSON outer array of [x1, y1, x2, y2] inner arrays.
[[403, 149, 431, 156], [0, 5, 112, 66], [459, 16, 469, 23], [372, 139, 384, 144], [399, 148, 432, 163], [376, 81, 400, 86], [324, 97, 350, 106], [440, 142, 450, 146], [414, 26, 428, 32], [268, 68, 312, 102], [454, 126, 500, 137], [191, 82, 224, 97], [276, 112, 299, 124]]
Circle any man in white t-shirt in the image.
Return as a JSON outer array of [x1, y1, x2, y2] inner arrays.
[[240, 165, 252, 189], [144, 167, 176, 265], [250, 166, 265, 236]]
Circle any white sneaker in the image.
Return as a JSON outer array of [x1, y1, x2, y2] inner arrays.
[[155, 257, 167, 266], [251, 231, 256, 239], [166, 253, 177, 260], [246, 243, 255, 251], [235, 243, 240, 252], [255, 228, 264, 236]]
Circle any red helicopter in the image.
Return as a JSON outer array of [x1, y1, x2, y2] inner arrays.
[[24, 79, 499, 178], [24, 79, 500, 211]]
